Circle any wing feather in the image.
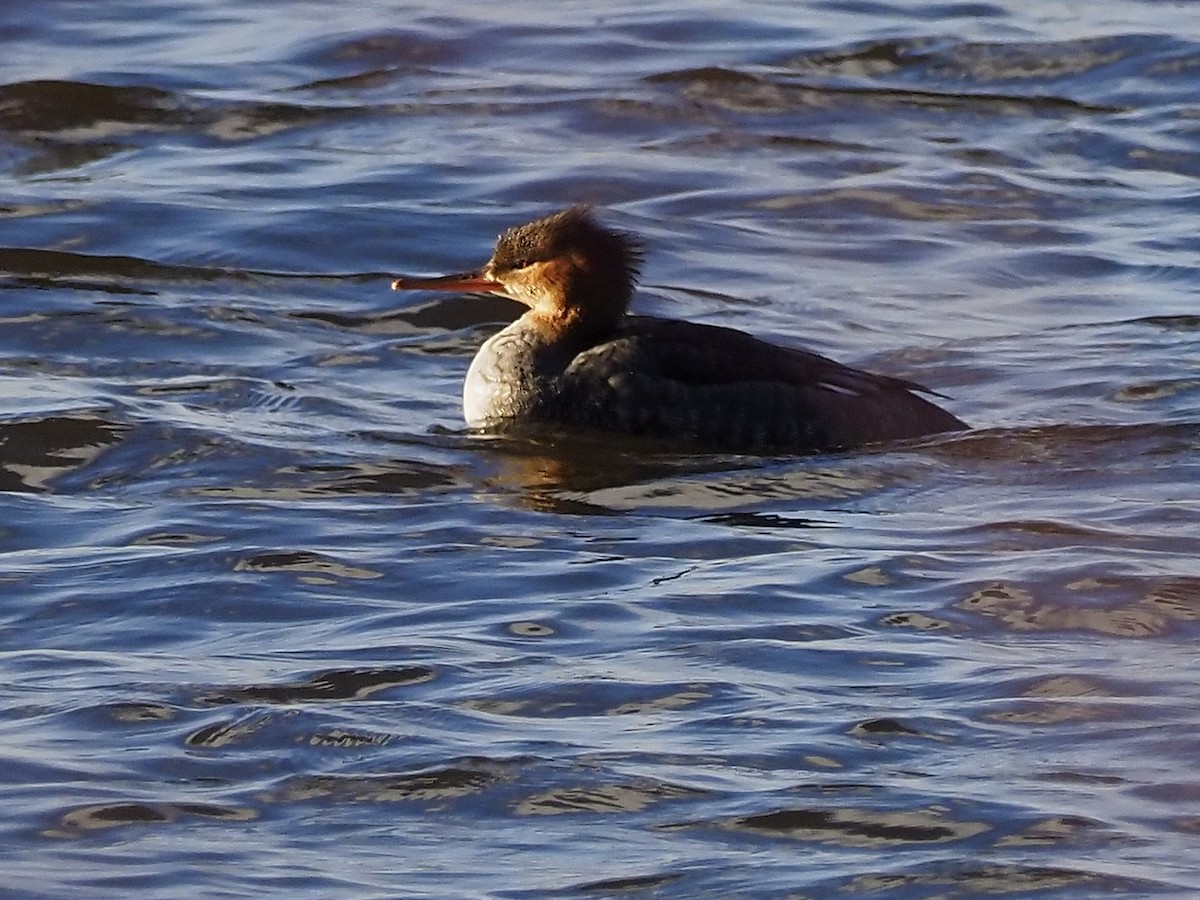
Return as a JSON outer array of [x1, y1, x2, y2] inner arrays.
[[555, 316, 964, 450]]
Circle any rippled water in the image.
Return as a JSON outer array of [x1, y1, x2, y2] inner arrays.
[[3, 1, 1199, 897]]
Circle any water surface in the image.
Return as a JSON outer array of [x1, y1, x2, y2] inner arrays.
[[2, 1, 1199, 897]]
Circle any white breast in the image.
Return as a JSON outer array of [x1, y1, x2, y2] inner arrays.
[[462, 336, 503, 427], [461, 325, 539, 427]]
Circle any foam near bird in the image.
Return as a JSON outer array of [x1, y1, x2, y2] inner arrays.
[[391, 207, 966, 452]]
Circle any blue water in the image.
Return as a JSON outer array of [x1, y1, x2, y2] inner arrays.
[[2, 1, 1199, 897]]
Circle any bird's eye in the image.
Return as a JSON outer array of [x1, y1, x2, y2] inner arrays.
[[511, 258, 529, 269]]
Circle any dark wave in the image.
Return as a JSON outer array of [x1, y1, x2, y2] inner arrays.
[[646, 62, 1123, 116], [0, 245, 387, 288]]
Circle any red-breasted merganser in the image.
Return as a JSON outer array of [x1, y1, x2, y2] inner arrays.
[[391, 207, 967, 452]]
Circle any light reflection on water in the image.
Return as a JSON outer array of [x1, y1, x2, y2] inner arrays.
[[2, 0, 1199, 897]]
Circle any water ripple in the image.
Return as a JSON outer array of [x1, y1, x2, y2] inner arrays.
[[3, 2, 1200, 897]]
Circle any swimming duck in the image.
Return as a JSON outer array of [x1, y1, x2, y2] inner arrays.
[[391, 206, 966, 451]]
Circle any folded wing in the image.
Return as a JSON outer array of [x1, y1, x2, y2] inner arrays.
[[556, 316, 966, 451]]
